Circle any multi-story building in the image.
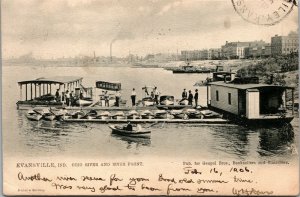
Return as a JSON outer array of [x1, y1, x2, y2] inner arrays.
[[271, 32, 299, 56], [221, 41, 267, 59], [181, 50, 209, 60], [245, 43, 272, 58], [208, 48, 222, 59]]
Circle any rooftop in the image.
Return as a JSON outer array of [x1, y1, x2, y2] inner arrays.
[[18, 76, 83, 85], [209, 81, 294, 90]]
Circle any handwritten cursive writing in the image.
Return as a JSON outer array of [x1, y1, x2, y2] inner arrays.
[[18, 172, 52, 182], [232, 187, 274, 196], [167, 184, 191, 195]]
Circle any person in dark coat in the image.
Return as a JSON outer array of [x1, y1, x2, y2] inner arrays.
[[182, 89, 187, 99], [55, 89, 60, 102], [188, 90, 193, 106], [194, 89, 199, 107]]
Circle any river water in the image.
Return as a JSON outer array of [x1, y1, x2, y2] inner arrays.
[[2, 65, 299, 161]]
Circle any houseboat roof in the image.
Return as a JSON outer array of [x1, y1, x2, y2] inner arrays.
[[18, 76, 83, 85], [209, 81, 294, 90]]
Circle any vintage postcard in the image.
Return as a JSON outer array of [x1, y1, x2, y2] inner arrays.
[[2, 0, 299, 195]]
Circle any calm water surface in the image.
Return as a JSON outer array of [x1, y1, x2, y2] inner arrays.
[[2, 65, 299, 161]]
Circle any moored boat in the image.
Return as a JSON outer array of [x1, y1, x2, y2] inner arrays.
[[109, 125, 151, 138], [72, 111, 86, 119], [160, 95, 174, 105], [153, 110, 168, 119], [111, 111, 126, 120], [142, 97, 156, 106], [43, 112, 56, 121], [26, 110, 43, 121], [96, 111, 111, 120], [76, 98, 93, 106], [140, 110, 154, 119], [127, 110, 140, 119]]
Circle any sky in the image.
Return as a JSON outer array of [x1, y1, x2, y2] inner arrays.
[[2, 0, 299, 58]]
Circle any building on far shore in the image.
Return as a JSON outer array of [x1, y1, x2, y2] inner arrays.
[[271, 31, 299, 56], [244, 44, 272, 58], [221, 40, 267, 59], [208, 48, 222, 59]]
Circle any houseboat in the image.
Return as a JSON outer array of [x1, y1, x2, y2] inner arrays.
[[207, 79, 295, 126]]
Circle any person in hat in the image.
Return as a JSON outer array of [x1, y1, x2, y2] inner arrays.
[[55, 89, 60, 102], [182, 89, 187, 99], [65, 90, 70, 106], [188, 90, 193, 106], [194, 89, 199, 107]]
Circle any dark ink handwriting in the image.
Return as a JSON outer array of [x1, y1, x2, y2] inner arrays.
[[158, 174, 177, 184], [167, 184, 191, 195], [183, 167, 202, 175], [18, 172, 52, 182], [81, 176, 105, 181], [110, 174, 123, 186]]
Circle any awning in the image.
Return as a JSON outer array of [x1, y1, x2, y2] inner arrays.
[[18, 76, 83, 85]]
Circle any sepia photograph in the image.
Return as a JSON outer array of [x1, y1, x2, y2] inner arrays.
[[2, 0, 299, 195]]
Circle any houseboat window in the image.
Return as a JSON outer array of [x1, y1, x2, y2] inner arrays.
[[228, 93, 231, 105], [216, 90, 219, 101]]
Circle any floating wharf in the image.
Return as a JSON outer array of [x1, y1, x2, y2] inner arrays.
[[63, 118, 231, 124]]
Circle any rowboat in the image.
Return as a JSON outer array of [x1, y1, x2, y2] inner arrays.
[[140, 110, 154, 119], [82, 110, 97, 120], [160, 95, 174, 105], [153, 110, 168, 119], [76, 98, 93, 106], [170, 109, 187, 119], [109, 125, 151, 138], [179, 99, 189, 105], [96, 111, 111, 120], [111, 111, 126, 120], [26, 110, 43, 121], [142, 97, 156, 106], [71, 111, 86, 119], [127, 110, 140, 119], [43, 112, 56, 121]]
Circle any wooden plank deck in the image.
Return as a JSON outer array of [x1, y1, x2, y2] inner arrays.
[[63, 118, 231, 124]]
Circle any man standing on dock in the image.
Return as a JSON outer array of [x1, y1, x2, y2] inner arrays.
[[194, 89, 198, 107], [188, 90, 193, 106], [131, 88, 136, 106], [104, 91, 109, 107], [115, 90, 121, 107], [182, 89, 187, 99], [154, 87, 160, 105], [65, 90, 70, 106]]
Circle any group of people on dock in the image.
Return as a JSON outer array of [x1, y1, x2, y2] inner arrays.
[[55, 89, 84, 106], [181, 88, 199, 106]]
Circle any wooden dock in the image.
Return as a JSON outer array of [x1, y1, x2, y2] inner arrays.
[[63, 118, 231, 124]]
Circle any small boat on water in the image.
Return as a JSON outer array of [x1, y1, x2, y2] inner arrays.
[[170, 109, 187, 119], [186, 109, 202, 119], [109, 124, 151, 138], [96, 111, 111, 120], [142, 97, 156, 106], [140, 110, 154, 119], [200, 110, 222, 119], [43, 112, 56, 121], [179, 99, 189, 106], [76, 98, 93, 106], [72, 111, 86, 119], [26, 110, 43, 121], [82, 110, 97, 120], [111, 111, 126, 120], [127, 110, 140, 119], [153, 110, 168, 119], [160, 95, 174, 105]]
